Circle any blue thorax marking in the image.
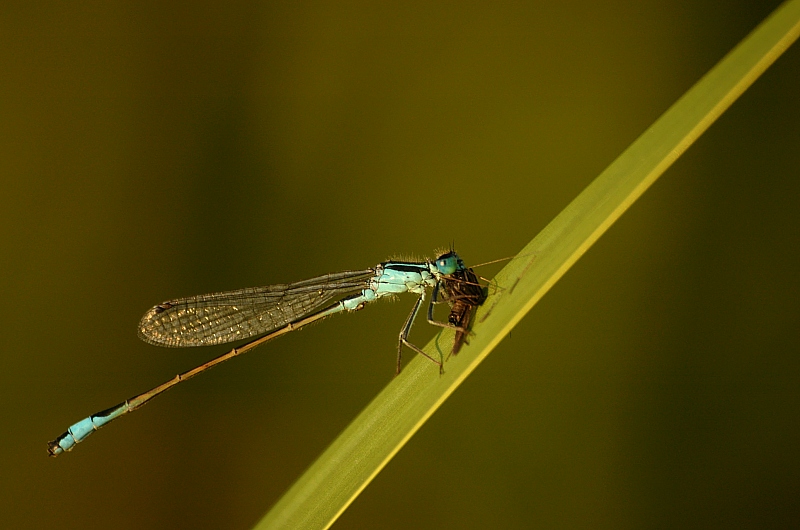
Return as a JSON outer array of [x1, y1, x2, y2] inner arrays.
[[335, 256, 467, 313]]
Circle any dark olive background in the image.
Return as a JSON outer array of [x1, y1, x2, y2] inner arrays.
[[2, 2, 798, 529]]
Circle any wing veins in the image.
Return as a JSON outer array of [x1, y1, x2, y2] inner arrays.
[[138, 269, 375, 347]]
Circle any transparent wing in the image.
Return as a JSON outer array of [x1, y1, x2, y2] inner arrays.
[[138, 269, 376, 347]]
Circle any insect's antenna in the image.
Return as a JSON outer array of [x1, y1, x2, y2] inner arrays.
[[470, 251, 538, 270], [470, 255, 516, 268]]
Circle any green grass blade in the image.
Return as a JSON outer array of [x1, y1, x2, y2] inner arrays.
[[256, 3, 800, 529]]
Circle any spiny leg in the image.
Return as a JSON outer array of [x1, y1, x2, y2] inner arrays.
[[397, 293, 443, 375]]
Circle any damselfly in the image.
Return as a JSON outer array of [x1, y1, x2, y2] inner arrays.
[[48, 250, 485, 456]]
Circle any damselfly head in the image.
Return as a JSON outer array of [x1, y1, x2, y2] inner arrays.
[[433, 251, 464, 275]]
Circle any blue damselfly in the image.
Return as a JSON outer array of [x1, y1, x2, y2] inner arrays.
[[48, 250, 486, 456]]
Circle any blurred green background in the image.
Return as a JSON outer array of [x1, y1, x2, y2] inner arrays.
[[2, 2, 798, 529]]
